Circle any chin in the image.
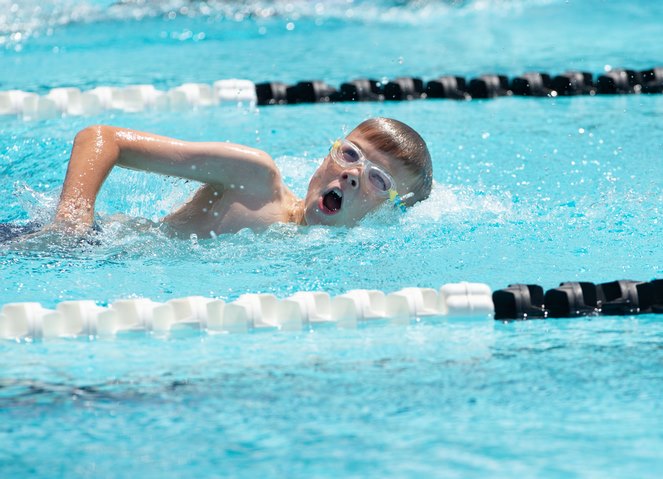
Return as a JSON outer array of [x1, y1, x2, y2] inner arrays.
[[304, 207, 336, 226], [303, 203, 346, 227], [303, 189, 366, 227], [306, 210, 361, 228]]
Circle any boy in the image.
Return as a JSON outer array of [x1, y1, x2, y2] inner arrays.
[[52, 117, 432, 238]]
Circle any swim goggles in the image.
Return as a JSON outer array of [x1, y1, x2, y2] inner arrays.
[[329, 139, 411, 212]]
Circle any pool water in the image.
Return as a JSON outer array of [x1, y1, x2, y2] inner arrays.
[[1, 1, 662, 478]]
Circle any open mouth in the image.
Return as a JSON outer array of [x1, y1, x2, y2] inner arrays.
[[320, 188, 343, 215]]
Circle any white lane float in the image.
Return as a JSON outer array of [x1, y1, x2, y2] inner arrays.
[[214, 79, 258, 103], [0, 90, 38, 116], [439, 282, 494, 316], [46, 87, 83, 115], [0, 282, 494, 341], [54, 300, 107, 336], [0, 79, 257, 120], [168, 83, 215, 109]]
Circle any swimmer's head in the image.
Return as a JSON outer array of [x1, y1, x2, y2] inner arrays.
[[303, 117, 432, 226]]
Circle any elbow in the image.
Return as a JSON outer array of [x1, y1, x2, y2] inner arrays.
[[73, 125, 113, 147], [71, 125, 121, 166]]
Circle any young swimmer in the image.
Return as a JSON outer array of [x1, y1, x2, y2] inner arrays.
[[50, 117, 432, 238]]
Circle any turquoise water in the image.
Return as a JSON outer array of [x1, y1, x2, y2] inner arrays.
[[1, 1, 663, 477], [2, 319, 663, 478]]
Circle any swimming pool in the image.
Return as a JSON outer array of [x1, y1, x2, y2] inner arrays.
[[1, 0, 662, 477]]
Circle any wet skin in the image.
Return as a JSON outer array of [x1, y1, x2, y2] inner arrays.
[[52, 125, 419, 238], [303, 131, 419, 227]]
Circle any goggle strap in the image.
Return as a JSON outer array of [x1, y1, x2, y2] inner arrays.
[[390, 190, 412, 213]]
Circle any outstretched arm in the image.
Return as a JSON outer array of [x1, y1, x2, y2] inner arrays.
[[54, 125, 277, 232]]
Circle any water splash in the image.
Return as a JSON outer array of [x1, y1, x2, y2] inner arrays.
[[409, 182, 514, 224], [12, 181, 58, 225]]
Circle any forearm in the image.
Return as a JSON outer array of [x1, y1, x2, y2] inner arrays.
[[55, 125, 120, 228]]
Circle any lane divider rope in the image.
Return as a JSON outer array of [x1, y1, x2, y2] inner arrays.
[[0, 283, 494, 340], [0, 67, 661, 121], [0, 80, 257, 120], [257, 67, 662, 104], [494, 279, 663, 319], [0, 279, 660, 341]]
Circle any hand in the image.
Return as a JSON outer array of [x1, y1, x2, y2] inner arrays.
[[12, 220, 95, 247]]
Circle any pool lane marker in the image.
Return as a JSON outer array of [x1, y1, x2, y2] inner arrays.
[[258, 67, 662, 104], [0, 283, 494, 340], [0, 67, 661, 121], [494, 279, 663, 320], [0, 80, 257, 120], [0, 279, 660, 341]]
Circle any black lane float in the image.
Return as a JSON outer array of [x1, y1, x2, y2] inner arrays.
[[255, 67, 663, 105], [493, 279, 663, 320]]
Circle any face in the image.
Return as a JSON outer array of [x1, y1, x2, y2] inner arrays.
[[303, 129, 418, 226]]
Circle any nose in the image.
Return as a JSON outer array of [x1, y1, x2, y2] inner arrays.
[[341, 168, 360, 190]]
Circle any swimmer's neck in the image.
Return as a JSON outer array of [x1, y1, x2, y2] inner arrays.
[[286, 195, 307, 226]]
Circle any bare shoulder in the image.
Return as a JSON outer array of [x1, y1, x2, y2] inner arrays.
[[196, 141, 279, 176], [195, 141, 283, 198]]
